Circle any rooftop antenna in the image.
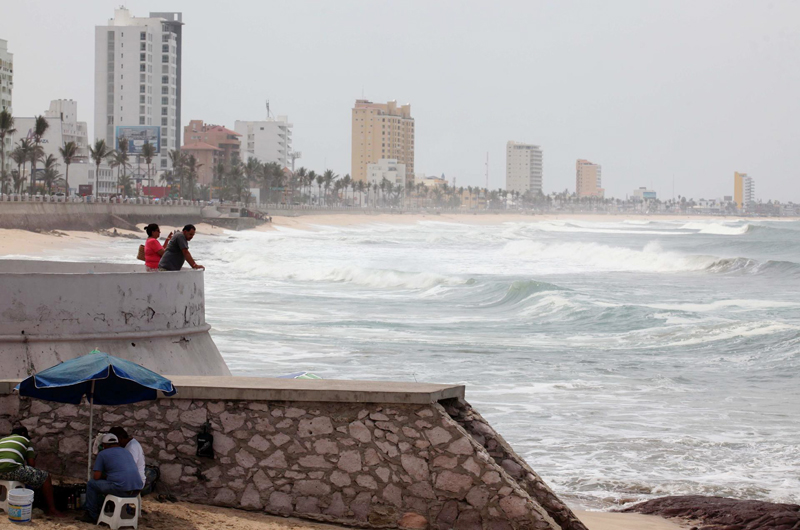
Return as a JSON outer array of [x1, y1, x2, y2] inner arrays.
[[485, 152, 489, 191], [266, 100, 272, 120]]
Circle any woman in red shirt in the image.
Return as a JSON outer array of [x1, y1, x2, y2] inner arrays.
[[144, 223, 172, 271]]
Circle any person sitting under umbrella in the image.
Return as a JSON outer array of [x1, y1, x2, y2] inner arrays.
[[80, 433, 143, 524], [0, 426, 64, 517]]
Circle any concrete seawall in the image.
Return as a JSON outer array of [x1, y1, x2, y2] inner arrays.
[[0, 261, 230, 378], [0, 202, 204, 231]]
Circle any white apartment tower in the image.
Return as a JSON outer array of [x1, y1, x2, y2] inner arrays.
[[94, 8, 183, 172], [0, 39, 13, 178], [44, 99, 90, 161], [234, 116, 293, 168], [505, 142, 543, 195]]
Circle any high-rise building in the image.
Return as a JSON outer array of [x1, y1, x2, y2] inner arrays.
[[94, 8, 183, 173], [351, 100, 414, 184], [734, 172, 755, 209], [576, 159, 604, 198], [234, 116, 293, 168], [505, 142, 543, 195], [0, 39, 13, 178], [0, 39, 11, 114]]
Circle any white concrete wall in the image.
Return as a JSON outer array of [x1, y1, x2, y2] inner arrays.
[[0, 261, 230, 378]]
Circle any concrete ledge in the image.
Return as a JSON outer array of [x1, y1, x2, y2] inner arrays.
[[0, 376, 465, 404]]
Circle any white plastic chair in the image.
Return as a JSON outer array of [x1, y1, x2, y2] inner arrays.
[[0, 480, 24, 513], [97, 494, 140, 529]]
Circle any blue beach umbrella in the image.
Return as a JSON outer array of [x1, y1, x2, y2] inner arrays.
[[16, 351, 177, 480]]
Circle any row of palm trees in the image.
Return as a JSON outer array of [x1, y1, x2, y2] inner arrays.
[[0, 109, 160, 198]]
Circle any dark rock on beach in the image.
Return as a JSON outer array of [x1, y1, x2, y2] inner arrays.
[[622, 495, 800, 530]]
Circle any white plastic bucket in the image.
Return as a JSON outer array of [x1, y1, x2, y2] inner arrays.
[[7, 488, 34, 523]]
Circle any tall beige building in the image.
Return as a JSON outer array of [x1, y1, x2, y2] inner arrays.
[[351, 99, 414, 184], [576, 159, 604, 198]]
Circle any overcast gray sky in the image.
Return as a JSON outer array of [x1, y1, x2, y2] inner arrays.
[[3, 1, 799, 201]]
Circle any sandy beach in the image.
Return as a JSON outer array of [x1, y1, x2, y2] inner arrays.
[[0, 502, 689, 530]]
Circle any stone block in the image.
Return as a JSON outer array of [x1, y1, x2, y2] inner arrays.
[[436, 500, 459, 530], [466, 486, 489, 509], [382, 483, 403, 507], [268, 491, 293, 514], [161, 463, 183, 486], [435, 470, 474, 496], [482, 471, 501, 485], [180, 407, 207, 427], [240, 483, 263, 510], [271, 432, 291, 447], [500, 459, 523, 478], [313, 438, 338, 455], [293, 479, 331, 497], [220, 411, 246, 433], [253, 469, 272, 491], [425, 427, 452, 446], [447, 437, 474, 455], [330, 470, 351, 487], [376, 466, 391, 483], [213, 488, 237, 506], [337, 450, 362, 473], [463, 457, 481, 476], [356, 474, 378, 490], [348, 420, 371, 443], [369, 412, 390, 421], [261, 449, 287, 469], [401, 454, 430, 481], [212, 432, 236, 456], [298, 416, 333, 437], [285, 407, 306, 418], [207, 401, 225, 414], [399, 512, 428, 529], [402, 426, 420, 438], [29, 401, 52, 415], [247, 434, 271, 452], [325, 492, 346, 517], [295, 496, 320, 514], [499, 496, 529, 519], [454, 509, 482, 530], [433, 455, 458, 469], [408, 481, 436, 500], [350, 491, 372, 521], [235, 449, 257, 469], [364, 447, 382, 466], [167, 430, 185, 444]]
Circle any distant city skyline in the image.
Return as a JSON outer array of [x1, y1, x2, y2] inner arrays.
[[2, 1, 799, 201]]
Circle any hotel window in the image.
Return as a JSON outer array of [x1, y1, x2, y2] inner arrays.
[[161, 117, 168, 126], [140, 64, 146, 72], [140, 95, 145, 103], [140, 53, 146, 61], [140, 42, 146, 51], [140, 32, 146, 40], [140, 85, 145, 93], [162, 86, 168, 94], [140, 74, 145, 82], [161, 107, 168, 116], [162, 75, 168, 84], [162, 55, 168, 63], [161, 97, 168, 105], [162, 44, 169, 53], [139, 117, 145, 125]]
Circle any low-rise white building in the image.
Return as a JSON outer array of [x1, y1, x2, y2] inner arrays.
[[367, 159, 406, 187], [632, 187, 656, 201], [13, 99, 94, 195], [235, 116, 293, 168]]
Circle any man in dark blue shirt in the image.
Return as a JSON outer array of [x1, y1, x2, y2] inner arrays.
[[80, 433, 144, 523]]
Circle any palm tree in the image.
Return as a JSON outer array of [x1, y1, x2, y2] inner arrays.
[[29, 115, 49, 194], [89, 139, 112, 198], [0, 110, 16, 193], [168, 150, 185, 198], [10, 169, 24, 195], [9, 145, 27, 193], [244, 157, 261, 201], [27, 144, 44, 193], [141, 141, 156, 189], [110, 150, 131, 196], [183, 154, 202, 201], [295, 167, 307, 201], [322, 169, 337, 205], [118, 174, 134, 197], [40, 155, 62, 194], [58, 141, 78, 198]]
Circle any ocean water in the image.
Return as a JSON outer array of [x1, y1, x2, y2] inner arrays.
[[35, 217, 800, 509]]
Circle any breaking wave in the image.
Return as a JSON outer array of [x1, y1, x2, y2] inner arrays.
[[680, 222, 751, 235]]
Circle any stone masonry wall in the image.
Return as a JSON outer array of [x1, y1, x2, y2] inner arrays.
[[0, 394, 571, 530], [442, 399, 587, 530]]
